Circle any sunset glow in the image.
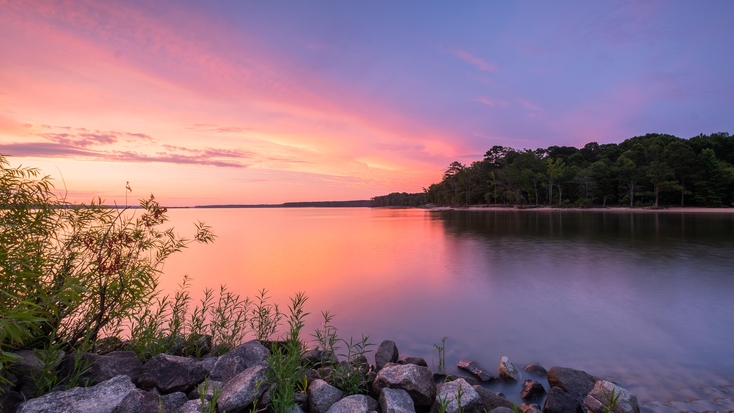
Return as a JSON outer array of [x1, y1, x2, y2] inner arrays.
[[1, 1, 732, 205]]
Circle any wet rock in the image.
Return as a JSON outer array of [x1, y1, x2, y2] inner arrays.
[[16, 375, 137, 413], [189, 380, 223, 401], [459, 376, 480, 386], [373, 363, 436, 407], [380, 387, 416, 413], [520, 379, 546, 400], [546, 366, 597, 402], [210, 340, 270, 383], [489, 408, 514, 413], [522, 364, 547, 377], [308, 379, 345, 413], [218, 362, 269, 413], [375, 340, 399, 371], [398, 357, 428, 367], [543, 387, 583, 413], [520, 403, 542, 413], [136, 353, 207, 394], [325, 394, 378, 413], [430, 378, 481, 413], [471, 385, 512, 411], [583, 380, 640, 413], [59, 351, 143, 386], [456, 360, 496, 382], [498, 356, 520, 381]]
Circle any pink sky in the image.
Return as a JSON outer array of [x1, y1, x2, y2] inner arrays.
[[1, 1, 732, 205]]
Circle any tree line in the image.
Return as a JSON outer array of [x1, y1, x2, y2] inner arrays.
[[372, 132, 734, 208]]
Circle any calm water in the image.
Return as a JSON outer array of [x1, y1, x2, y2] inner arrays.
[[162, 208, 734, 411]]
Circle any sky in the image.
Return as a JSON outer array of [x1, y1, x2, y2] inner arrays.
[[1, 1, 733, 206]]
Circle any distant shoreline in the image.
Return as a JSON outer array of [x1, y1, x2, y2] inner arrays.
[[423, 205, 734, 213]]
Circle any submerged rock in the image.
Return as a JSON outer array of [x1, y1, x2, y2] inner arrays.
[[520, 379, 546, 400], [546, 366, 597, 402], [498, 356, 520, 381], [456, 360, 496, 382], [522, 364, 547, 377], [583, 380, 640, 413], [543, 387, 583, 413], [471, 385, 512, 412]]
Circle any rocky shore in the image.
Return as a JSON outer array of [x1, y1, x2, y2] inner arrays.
[[1, 339, 639, 413]]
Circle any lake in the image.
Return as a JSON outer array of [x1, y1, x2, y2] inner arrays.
[[162, 207, 734, 412]]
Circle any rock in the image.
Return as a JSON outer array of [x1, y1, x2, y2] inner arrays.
[[430, 378, 481, 413], [583, 380, 640, 413], [543, 387, 583, 413], [179, 399, 204, 413], [520, 403, 542, 413], [59, 351, 143, 386], [520, 379, 545, 400], [210, 340, 270, 382], [325, 394, 378, 413], [218, 362, 269, 413], [10, 349, 63, 398], [16, 375, 137, 413], [136, 354, 207, 394], [380, 387, 416, 413], [160, 392, 190, 412], [294, 391, 308, 407], [472, 385, 512, 411], [489, 408, 514, 413], [522, 364, 547, 377], [456, 360, 496, 382], [189, 380, 223, 401], [308, 379, 344, 413], [373, 363, 436, 407], [197, 357, 219, 376], [498, 357, 519, 381], [93, 337, 125, 354], [375, 340, 399, 371], [546, 366, 597, 402], [398, 357, 428, 367], [459, 376, 479, 386], [0, 387, 22, 413]]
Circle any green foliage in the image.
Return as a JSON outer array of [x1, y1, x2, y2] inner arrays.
[[197, 377, 222, 413], [331, 334, 373, 395], [250, 289, 282, 342], [601, 386, 621, 413], [434, 336, 447, 374]]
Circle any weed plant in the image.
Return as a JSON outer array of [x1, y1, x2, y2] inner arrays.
[[434, 336, 447, 375], [249, 289, 282, 342]]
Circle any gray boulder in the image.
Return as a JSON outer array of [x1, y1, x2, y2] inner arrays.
[[522, 364, 547, 377], [17, 375, 137, 413], [189, 380, 223, 401], [217, 362, 269, 413], [179, 399, 204, 413], [543, 387, 583, 413], [136, 353, 207, 394], [398, 357, 428, 367], [583, 380, 640, 413], [211, 340, 269, 382], [373, 363, 436, 407], [308, 379, 344, 413], [380, 387, 416, 413], [160, 392, 190, 413], [59, 351, 143, 386], [498, 356, 520, 381], [520, 379, 545, 400], [489, 408, 514, 413], [375, 340, 399, 371], [456, 360, 496, 382], [197, 357, 219, 376], [325, 394, 378, 413], [472, 385, 512, 411], [546, 366, 597, 402], [430, 378, 481, 413], [10, 349, 63, 397]]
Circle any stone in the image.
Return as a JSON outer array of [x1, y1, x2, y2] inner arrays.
[[93, 336, 125, 354], [522, 364, 547, 377], [16, 375, 137, 413], [398, 357, 428, 367], [0, 387, 22, 413], [520, 403, 542, 413], [498, 357, 519, 381], [583, 380, 640, 413], [373, 363, 436, 407], [308, 379, 344, 413], [546, 366, 597, 402], [472, 385, 512, 411], [375, 340, 399, 371], [179, 399, 204, 413], [59, 351, 143, 386], [136, 353, 207, 394], [10, 349, 63, 398], [456, 360, 496, 382], [160, 392, 189, 413], [197, 357, 219, 376], [543, 387, 583, 413], [210, 340, 270, 382], [430, 378, 482, 413], [520, 379, 545, 400], [380, 387, 416, 413], [489, 408, 514, 413], [218, 362, 269, 413], [459, 376, 479, 386], [325, 394, 378, 413], [294, 391, 308, 407], [189, 380, 223, 401]]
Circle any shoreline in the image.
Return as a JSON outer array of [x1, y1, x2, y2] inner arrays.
[[423, 205, 734, 214]]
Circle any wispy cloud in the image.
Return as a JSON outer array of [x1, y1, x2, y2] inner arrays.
[[475, 96, 510, 107], [517, 99, 541, 111], [187, 124, 252, 134], [453, 49, 498, 72]]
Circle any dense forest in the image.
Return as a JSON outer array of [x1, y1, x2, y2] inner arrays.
[[372, 132, 734, 208]]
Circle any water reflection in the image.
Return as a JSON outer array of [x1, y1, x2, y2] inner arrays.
[[163, 208, 734, 410]]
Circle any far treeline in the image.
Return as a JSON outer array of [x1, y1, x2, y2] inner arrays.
[[371, 132, 734, 208]]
